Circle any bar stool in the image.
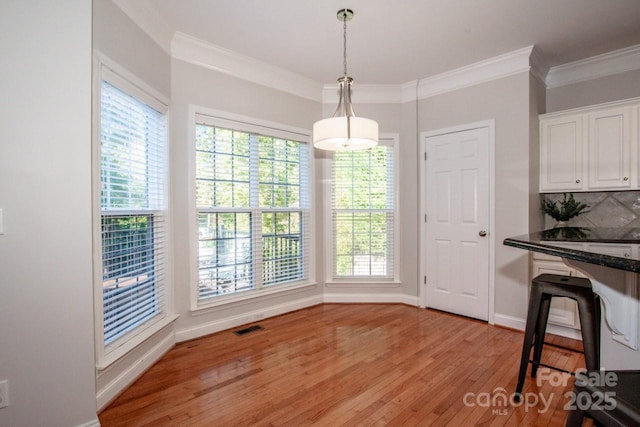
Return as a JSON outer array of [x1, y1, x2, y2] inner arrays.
[[515, 273, 601, 400]]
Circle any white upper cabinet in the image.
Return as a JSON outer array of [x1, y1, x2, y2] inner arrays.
[[539, 98, 639, 193], [588, 106, 634, 190], [540, 115, 585, 191]]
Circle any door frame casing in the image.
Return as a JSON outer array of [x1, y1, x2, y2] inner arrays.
[[419, 120, 496, 325]]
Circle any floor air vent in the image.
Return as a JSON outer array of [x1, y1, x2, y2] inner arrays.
[[233, 325, 264, 336]]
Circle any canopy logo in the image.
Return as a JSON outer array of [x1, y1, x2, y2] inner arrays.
[[462, 387, 553, 415]]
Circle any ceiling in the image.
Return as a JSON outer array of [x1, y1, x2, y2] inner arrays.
[[145, 0, 640, 85]]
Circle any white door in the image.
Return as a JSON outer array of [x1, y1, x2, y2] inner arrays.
[[423, 127, 489, 321]]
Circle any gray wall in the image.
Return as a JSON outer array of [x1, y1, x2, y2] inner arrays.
[[529, 76, 547, 232], [0, 1, 97, 425], [399, 100, 420, 297], [418, 72, 534, 321], [93, 0, 170, 97], [547, 69, 640, 112]]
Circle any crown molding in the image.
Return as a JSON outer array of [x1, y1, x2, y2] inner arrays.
[[171, 32, 323, 102], [112, 0, 173, 54], [401, 80, 420, 103], [529, 45, 550, 85], [546, 44, 640, 88], [323, 46, 545, 104], [321, 83, 404, 104], [414, 45, 537, 100]]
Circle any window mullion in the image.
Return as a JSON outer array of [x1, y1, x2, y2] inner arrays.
[[368, 152, 373, 275], [249, 134, 259, 208], [253, 208, 263, 290], [250, 134, 263, 289]]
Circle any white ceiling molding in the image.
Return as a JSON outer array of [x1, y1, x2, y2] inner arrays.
[[401, 81, 420, 104], [171, 32, 323, 102], [112, 0, 173, 54], [414, 46, 536, 100], [546, 44, 640, 89], [529, 45, 550, 85], [322, 83, 404, 104], [323, 46, 545, 105]]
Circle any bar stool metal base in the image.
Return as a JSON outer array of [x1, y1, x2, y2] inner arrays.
[[515, 274, 601, 401]]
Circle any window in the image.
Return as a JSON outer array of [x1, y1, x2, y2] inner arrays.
[[194, 114, 311, 304], [331, 138, 397, 280], [95, 60, 169, 361]]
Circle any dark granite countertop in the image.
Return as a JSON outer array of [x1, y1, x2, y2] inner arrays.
[[503, 227, 640, 273]]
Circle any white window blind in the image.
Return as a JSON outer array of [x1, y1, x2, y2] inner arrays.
[[99, 79, 168, 347], [331, 142, 395, 279], [195, 119, 310, 302]]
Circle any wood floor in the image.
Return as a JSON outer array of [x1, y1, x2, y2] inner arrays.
[[99, 304, 593, 426]]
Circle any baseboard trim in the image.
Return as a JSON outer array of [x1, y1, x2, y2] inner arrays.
[[175, 294, 324, 342], [402, 294, 420, 307], [494, 313, 583, 340], [76, 420, 101, 427], [494, 313, 526, 331], [324, 292, 419, 306], [96, 331, 175, 411], [546, 324, 583, 341]]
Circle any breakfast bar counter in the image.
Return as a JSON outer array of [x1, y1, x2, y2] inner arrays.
[[504, 227, 640, 369]]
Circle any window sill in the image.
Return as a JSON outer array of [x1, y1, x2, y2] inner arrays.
[[96, 313, 179, 371], [324, 280, 401, 288], [192, 281, 319, 314]]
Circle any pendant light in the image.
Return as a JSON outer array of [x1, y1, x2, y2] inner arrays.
[[313, 9, 378, 151]]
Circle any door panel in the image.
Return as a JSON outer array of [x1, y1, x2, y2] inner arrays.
[[588, 107, 632, 189], [435, 172, 451, 223], [435, 239, 452, 292], [540, 116, 584, 191]]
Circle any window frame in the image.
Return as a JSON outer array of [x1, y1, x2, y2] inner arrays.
[[92, 52, 175, 369], [324, 134, 400, 286], [188, 106, 316, 311]]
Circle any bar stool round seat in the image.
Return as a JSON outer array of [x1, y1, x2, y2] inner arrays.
[[515, 273, 601, 400]]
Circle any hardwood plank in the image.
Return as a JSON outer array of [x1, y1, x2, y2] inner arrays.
[[99, 304, 588, 426]]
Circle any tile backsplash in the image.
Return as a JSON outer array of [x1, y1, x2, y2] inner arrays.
[[541, 191, 640, 229]]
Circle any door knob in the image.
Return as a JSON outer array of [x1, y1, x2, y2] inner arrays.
[[479, 230, 487, 237]]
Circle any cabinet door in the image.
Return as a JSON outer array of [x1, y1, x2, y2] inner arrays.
[[540, 115, 585, 192], [588, 107, 633, 189], [531, 260, 580, 329]]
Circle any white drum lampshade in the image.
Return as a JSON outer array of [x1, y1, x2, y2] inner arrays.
[[312, 9, 378, 152], [313, 116, 378, 151]]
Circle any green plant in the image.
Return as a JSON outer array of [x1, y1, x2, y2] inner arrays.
[[542, 193, 589, 222]]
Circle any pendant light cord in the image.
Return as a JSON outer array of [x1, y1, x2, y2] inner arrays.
[[343, 13, 348, 78]]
